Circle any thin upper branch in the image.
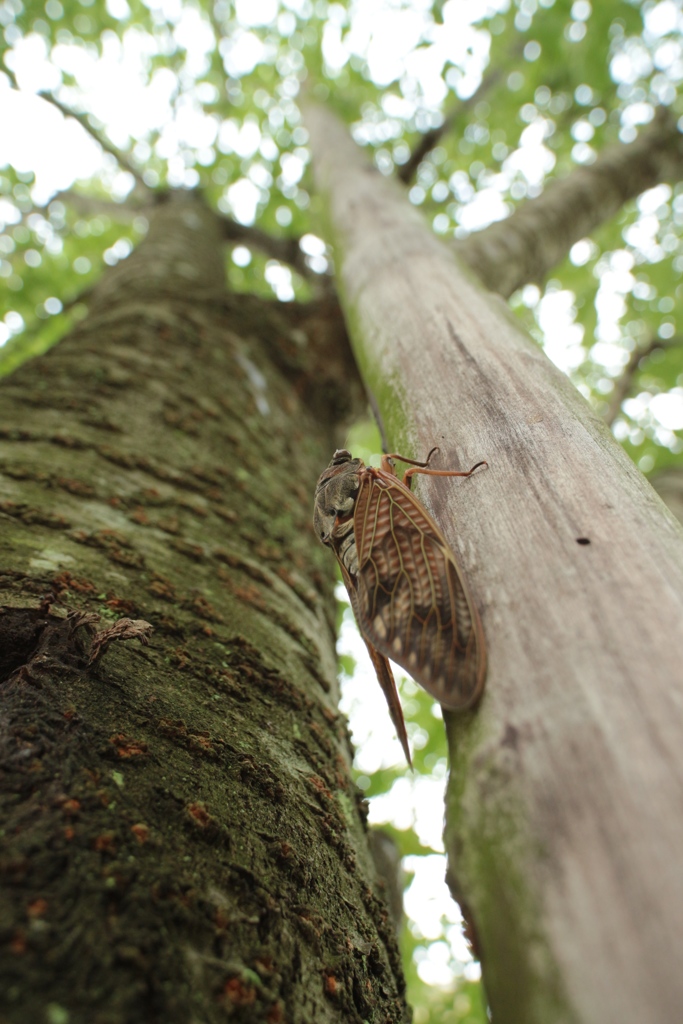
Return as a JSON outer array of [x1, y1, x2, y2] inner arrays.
[[398, 50, 519, 185], [32, 186, 310, 276], [217, 214, 314, 278], [7, 79, 311, 279], [603, 335, 680, 426], [5, 66, 149, 190], [37, 91, 149, 190], [456, 106, 683, 298], [39, 188, 150, 220], [204, 1, 233, 109]]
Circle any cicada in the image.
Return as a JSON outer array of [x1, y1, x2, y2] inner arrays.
[[314, 447, 486, 764]]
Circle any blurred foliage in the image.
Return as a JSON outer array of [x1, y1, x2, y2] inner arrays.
[[3, 0, 683, 1019]]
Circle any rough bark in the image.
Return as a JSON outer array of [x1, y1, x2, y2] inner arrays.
[[0, 191, 409, 1024], [306, 102, 683, 1024], [456, 105, 683, 297]]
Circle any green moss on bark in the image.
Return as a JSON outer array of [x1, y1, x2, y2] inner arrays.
[[445, 713, 577, 1024]]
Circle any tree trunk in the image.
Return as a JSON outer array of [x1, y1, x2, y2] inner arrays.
[[0, 192, 409, 1024], [306, 102, 683, 1024]]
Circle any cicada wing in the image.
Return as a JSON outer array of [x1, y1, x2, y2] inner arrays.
[[336, 557, 412, 765], [363, 640, 412, 768], [353, 469, 485, 710]]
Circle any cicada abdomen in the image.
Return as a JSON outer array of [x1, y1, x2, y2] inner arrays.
[[313, 447, 486, 763]]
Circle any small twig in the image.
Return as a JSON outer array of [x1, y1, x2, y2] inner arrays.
[[36, 91, 149, 191], [9, 70, 318, 284], [604, 336, 680, 426], [205, 4, 233, 109], [398, 40, 523, 185], [8, 68, 149, 190], [3, 65, 20, 91]]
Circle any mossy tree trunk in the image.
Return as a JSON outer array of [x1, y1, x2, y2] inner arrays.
[[0, 192, 409, 1024]]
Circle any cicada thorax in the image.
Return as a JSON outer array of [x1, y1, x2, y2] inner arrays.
[[313, 449, 363, 567], [333, 514, 359, 577]]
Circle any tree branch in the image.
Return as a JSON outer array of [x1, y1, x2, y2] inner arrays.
[[6, 66, 149, 190], [457, 106, 683, 298], [217, 214, 314, 278], [604, 335, 681, 426], [37, 90, 150, 191], [39, 188, 150, 220], [398, 55, 515, 185], [203, 1, 234, 109], [6, 71, 315, 281]]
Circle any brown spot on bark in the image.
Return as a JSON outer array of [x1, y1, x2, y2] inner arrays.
[[130, 507, 151, 525], [27, 898, 48, 918], [148, 575, 177, 601], [222, 978, 256, 1005], [171, 538, 205, 561], [324, 971, 339, 997], [52, 571, 97, 595], [93, 832, 116, 853], [186, 802, 212, 828], [109, 734, 149, 759]]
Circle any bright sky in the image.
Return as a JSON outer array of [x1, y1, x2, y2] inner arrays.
[[1, 0, 683, 989]]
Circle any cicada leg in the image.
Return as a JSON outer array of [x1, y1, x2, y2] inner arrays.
[[380, 447, 439, 476], [380, 448, 487, 490], [404, 459, 487, 487]]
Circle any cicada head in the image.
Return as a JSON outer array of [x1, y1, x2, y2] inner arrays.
[[313, 449, 364, 545]]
